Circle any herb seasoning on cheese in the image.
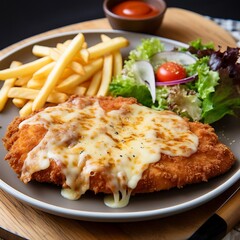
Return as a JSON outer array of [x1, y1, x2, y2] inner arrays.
[[19, 99, 198, 208]]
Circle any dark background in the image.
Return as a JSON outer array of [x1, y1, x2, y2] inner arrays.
[[1, 0, 239, 50]]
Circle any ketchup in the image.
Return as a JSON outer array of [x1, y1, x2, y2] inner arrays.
[[112, 1, 160, 19]]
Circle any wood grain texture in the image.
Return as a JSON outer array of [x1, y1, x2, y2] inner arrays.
[[0, 7, 238, 240], [157, 8, 236, 48]]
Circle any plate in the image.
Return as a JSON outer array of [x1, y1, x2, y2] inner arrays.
[[0, 30, 239, 222]]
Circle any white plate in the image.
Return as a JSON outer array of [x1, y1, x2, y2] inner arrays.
[[0, 30, 239, 222]]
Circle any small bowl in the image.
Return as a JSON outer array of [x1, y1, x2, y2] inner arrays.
[[103, 0, 167, 34]]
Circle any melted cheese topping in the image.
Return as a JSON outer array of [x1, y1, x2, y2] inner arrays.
[[19, 99, 199, 208]]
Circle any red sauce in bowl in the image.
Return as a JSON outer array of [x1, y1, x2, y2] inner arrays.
[[112, 1, 160, 19]]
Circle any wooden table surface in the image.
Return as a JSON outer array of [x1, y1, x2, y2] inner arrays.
[[0, 8, 239, 240]]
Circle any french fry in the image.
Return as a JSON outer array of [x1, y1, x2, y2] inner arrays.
[[113, 51, 123, 77], [70, 61, 85, 75], [56, 43, 66, 52], [13, 78, 29, 108], [27, 78, 44, 89], [97, 53, 113, 97], [33, 62, 56, 80], [86, 37, 128, 60], [0, 61, 22, 111], [32, 45, 51, 57], [79, 49, 89, 63], [86, 70, 102, 96], [62, 86, 87, 96], [12, 98, 28, 108], [19, 101, 33, 117], [14, 75, 32, 86], [49, 48, 62, 61], [32, 33, 85, 111], [63, 39, 72, 46], [82, 42, 87, 49], [8, 87, 68, 103], [56, 58, 103, 91], [57, 74, 83, 91], [59, 68, 74, 80], [100, 34, 111, 42], [0, 56, 51, 80], [95, 35, 114, 97], [100, 34, 123, 76]]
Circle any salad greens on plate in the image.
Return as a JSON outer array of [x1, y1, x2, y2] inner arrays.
[[109, 38, 240, 124]]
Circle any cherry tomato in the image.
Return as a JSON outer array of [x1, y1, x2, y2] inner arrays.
[[156, 62, 187, 82]]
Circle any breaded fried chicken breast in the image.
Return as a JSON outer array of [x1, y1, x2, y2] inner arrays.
[[2, 96, 236, 207]]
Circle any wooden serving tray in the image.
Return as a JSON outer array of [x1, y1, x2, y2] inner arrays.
[[0, 7, 238, 240]]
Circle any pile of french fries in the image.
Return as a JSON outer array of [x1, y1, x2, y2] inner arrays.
[[0, 33, 128, 117]]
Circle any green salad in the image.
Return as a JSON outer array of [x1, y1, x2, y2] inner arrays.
[[109, 38, 240, 124]]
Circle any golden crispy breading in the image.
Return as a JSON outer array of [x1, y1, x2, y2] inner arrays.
[[2, 96, 236, 195], [134, 121, 235, 193]]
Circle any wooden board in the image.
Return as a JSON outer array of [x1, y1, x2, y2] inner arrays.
[[158, 8, 236, 48], [0, 7, 238, 240]]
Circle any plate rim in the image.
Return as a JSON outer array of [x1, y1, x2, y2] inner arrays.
[[1, 170, 239, 222], [0, 29, 239, 222]]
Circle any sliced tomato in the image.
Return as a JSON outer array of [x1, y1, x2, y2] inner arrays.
[[156, 62, 187, 82]]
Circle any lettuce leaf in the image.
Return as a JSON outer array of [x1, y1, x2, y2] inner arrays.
[[186, 57, 220, 122], [128, 38, 164, 61], [188, 38, 214, 50], [167, 85, 202, 121], [203, 69, 240, 123], [153, 85, 202, 121], [186, 40, 240, 123], [109, 75, 153, 107], [152, 86, 169, 110]]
